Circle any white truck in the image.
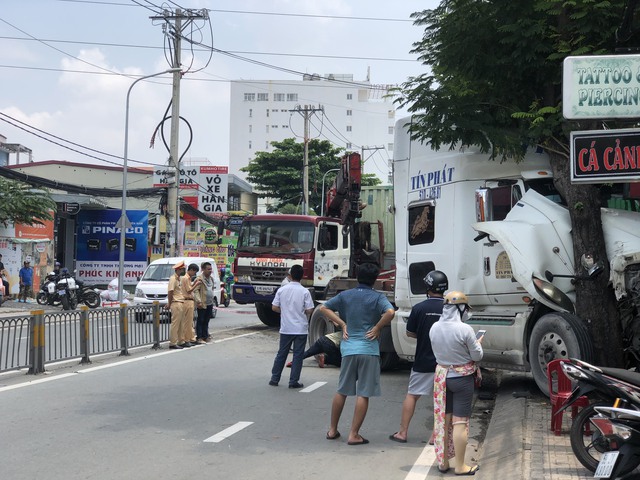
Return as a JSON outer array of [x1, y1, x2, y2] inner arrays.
[[388, 116, 640, 394]]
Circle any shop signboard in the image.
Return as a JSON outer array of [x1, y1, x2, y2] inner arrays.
[[76, 209, 148, 285]]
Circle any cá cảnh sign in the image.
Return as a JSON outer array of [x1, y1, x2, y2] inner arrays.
[[570, 128, 640, 183]]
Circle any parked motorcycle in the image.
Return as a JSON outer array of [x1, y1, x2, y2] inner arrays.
[[36, 272, 60, 306], [559, 359, 640, 473], [220, 282, 231, 308], [76, 278, 101, 309], [56, 269, 79, 311], [589, 406, 640, 479]]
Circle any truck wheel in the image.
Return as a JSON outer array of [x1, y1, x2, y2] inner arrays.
[[255, 302, 280, 327], [308, 307, 337, 345], [529, 312, 594, 396], [379, 352, 399, 371]]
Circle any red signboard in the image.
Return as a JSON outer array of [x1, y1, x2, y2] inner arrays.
[[571, 129, 640, 183]]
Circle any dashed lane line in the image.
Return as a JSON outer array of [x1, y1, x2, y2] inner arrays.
[[299, 381, 326, 393], [203, 421, 254, 443], [404, 441, 436, 480]]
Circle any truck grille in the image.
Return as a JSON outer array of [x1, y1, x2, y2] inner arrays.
[[239, 265, 289, 283]]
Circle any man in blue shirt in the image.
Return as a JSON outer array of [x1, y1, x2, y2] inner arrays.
[[320, 263, 395, 446], [389, 270, 448, 443], [18, 260, 34, 303]]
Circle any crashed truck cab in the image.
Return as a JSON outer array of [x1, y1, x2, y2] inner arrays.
[[391, 115, 640, 395]]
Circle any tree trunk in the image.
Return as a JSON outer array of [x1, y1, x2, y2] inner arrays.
[[548, 151, 624, 367]]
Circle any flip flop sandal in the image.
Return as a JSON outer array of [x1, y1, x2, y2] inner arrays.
[[455, 465, 479, 476], [347, 437, 369, 446], [326, 431, 341, 440], [389, 433, 407, 443]]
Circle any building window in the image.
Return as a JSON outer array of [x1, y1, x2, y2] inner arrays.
[[346, 143, 352, 149], [388, 110, 395, 119], [347, 93, 353, 100], [282, 125, 288, 128], [266, 109, 269, 118], [249, 125, 252, 133], [388, 126, 394, 135], [249, 141, 252, 149], [388, 143, 394, 151], [346, 125, 352, 132], [257, 93, 268, 101], [346, 109, 352, 116], [287, 93, 298, 102], [244, 93, 255, 102], [274, 93, 285, 102], [266, 141, 269, 149], [249, 108, 252, 118], [266, 125, 269, 133]]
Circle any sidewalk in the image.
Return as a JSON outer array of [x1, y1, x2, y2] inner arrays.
[[476, 372, 595, 480]]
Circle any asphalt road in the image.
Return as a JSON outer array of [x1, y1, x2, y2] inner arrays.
[[0, 303, 491, 480]]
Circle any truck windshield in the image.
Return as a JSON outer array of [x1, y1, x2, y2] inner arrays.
[[524, 178, 565, 205], [237, 220, 315, 254]]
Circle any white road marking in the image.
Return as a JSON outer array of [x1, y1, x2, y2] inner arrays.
[[0, 373, 76, 392], [213, 332, 258, 343], [299, 381, 326, 393], [404, 442, 436, 480], [203, 421, 254, 443]]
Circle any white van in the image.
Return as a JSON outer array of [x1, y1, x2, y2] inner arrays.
[[133, 257, 221, 316]]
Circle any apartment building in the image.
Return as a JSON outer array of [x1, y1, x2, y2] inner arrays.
[[229, 73, 397, 182]]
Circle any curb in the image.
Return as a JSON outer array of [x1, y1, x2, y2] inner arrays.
[[475, 388, 527, 480]]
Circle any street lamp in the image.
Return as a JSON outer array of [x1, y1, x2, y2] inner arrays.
[[118, 68, 180, 302], [320, 168, 340, 217]]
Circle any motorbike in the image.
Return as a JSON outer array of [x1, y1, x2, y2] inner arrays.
[[37, 272, 60, 306], [75, 278, 101, 308], [56, 270, 79, 310], [559, 359, 640, 474], [37, 272, 101, 309], [220, 282, 231, 308], [589, 406, 640, 479]]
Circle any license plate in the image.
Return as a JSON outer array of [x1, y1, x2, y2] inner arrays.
[[594, 451, 619, 478], [58, 289, 66, 296], [254, 286, 275, 295]]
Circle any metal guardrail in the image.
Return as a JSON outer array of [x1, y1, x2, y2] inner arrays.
[[0, 302, 168, 374]]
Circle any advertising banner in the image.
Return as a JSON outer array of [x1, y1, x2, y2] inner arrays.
[[198, 165, 228, 214], [76, 210, 148, 285]]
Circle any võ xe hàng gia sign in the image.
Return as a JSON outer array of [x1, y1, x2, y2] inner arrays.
[[570, 129, 640, 183]]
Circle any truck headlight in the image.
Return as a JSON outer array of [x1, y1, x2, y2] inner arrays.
[[532, 276, 575, 313]]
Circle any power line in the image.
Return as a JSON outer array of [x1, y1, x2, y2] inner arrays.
[[0, 36, 416, 62]]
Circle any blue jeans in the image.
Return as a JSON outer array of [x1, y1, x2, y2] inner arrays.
[[196, 305, 213, 339], [271, 334, 307, 386]]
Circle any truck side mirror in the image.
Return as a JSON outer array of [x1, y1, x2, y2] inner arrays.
[[475, 188, 491, 222]]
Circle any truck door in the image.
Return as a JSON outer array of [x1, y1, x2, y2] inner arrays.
[[315, 223, 349, 288], [477, 182, 527, 306]]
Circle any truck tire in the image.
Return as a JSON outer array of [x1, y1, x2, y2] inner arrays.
[[529, 312, 594, 396], [308, 307, 337, 345], [255, 301, 280, 327]]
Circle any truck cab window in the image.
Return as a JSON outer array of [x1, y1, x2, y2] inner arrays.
[[409, 262, 436, 295], [319, 224, 338, 251], [408, 204, 435, 245]]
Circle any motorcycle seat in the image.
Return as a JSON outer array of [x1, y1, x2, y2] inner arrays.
[[600, 366, 640, 388]]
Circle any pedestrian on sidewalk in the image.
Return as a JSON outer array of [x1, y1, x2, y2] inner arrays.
[[194, 261, 216, 343], [321, 263, 395, 446], [268, 264, 314, 389], [430, 291, 483, 475], [389, 270, 448, 444], [18, 260, 33, 303]]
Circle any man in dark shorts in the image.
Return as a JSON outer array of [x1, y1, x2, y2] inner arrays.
[[320, 263, 395, 446], [389, 270, 448, 443]]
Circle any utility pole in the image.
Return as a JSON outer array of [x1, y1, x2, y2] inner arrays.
[[292, 104, 323, 214], [361, 145, 386, 181], [150, 8, 208, 257]]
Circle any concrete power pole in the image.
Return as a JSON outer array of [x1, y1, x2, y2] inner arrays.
[[292, 104, 323, 214], [150, 8, 208, 257]]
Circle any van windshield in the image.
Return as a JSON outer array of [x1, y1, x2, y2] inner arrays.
[[141, 264, 175, 281]]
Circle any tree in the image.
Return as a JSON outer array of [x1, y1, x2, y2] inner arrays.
[[0, 177, 56, 226], [398, 0, 634, 366], [241, 138, 381, 214]]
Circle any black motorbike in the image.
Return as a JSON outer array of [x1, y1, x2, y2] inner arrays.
[[75, 278, 101, 309], [559, 359, 640, 475], [56, 270, 79, 311], [36, 272, 60, 306], [36, 272, 100, 309], [589, 406, 640, 479]]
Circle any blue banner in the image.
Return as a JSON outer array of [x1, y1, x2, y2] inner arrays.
[[76, 210, 148, 285]]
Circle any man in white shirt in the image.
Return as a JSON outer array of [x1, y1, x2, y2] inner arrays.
[[269, 264, 314, 389]]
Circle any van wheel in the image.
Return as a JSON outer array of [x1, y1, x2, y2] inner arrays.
[[308, 307, 337, 345], [529, 312, 594, 396], [255, 302, 280, 327], [379, 352, 399, 371]]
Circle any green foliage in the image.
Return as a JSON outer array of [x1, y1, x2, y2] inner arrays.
[[241, 138, 381, 214], [398, 0, 628, 161], [0, 177, 56, 226]]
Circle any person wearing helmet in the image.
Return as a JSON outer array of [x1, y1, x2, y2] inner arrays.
[[429, 291, 483, 475], [389, 270, 448, 444]]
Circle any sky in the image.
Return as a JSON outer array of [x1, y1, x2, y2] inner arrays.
[[0, 0, 438, 180]]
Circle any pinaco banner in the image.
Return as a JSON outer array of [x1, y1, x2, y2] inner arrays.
[[76, 209, 148, 285]]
